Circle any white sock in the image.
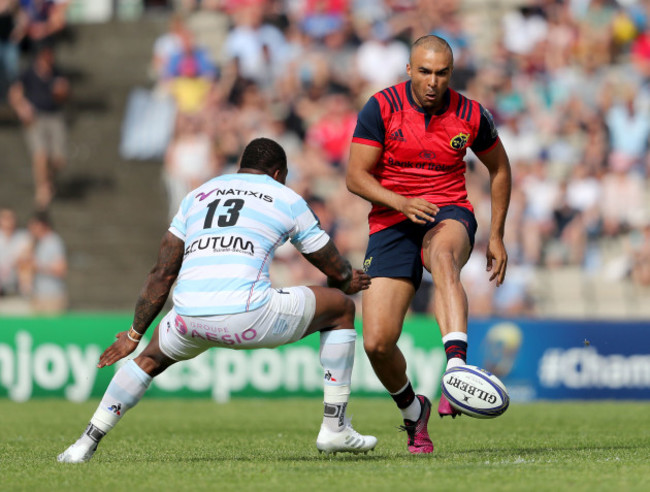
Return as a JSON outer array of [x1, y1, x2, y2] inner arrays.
[[442, 331, 468, 346], [446, 357, 466, 370], [89, 360, 153, 437], [320, 329, 355, 432], [401, 397, 422, 422], [391, 380, 422, 422]]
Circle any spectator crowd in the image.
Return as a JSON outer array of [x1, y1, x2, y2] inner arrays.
[[143, 0, 650, 318], [1, 0, 70, 314], [0, 208, 67, 314], [2, 0, 650, 317]]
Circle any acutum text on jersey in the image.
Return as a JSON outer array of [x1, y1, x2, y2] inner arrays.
[[184, 235, 255, 257]]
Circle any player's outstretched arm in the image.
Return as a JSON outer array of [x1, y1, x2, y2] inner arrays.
[[97, 231, 184, 368], [302, 239, 371, 295], [346, 142, 438, 224], [477, 139, 512, 286]]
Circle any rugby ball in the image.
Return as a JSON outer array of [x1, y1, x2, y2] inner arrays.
[[441, 365, 509, 419]]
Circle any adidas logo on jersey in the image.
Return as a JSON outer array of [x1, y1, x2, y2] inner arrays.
[[388, 129, 406, 142]]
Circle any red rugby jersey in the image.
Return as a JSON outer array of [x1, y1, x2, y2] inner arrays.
[[352, 80, 499, 234]]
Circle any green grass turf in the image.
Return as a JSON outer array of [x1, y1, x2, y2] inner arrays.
[[1, 399, 649, 492]]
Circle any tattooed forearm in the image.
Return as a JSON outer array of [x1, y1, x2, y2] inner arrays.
[[303, 240, 352, 289], [132, 231, 184, 334]]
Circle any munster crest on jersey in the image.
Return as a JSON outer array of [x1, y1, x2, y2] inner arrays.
[[450, 132, 470, 150]]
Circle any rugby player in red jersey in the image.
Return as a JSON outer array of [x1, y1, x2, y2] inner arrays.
[[346, 35, 512, 454]]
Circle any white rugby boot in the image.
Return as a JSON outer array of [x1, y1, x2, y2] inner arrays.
[[57, 423, 104, 463], [316, 419, 377, 455], [57, 438, 97, 463]]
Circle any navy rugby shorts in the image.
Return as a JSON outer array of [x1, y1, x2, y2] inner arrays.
[[363, 205, 478, 290]]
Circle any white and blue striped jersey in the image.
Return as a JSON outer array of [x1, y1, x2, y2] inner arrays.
[[168, 173, 329, 316]]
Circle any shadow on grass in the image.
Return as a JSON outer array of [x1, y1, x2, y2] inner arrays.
[[98, 451, 403, 464], [455, 443, 646, 456]]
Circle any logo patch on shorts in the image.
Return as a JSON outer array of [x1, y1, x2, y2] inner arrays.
[[272, 319, 288, 336], [363, 257, 372, 272], [175, 315, 188, 335]]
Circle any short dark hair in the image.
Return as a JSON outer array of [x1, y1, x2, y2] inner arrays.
[[239, 138, 287, 174], [410, 35, 454, 66]]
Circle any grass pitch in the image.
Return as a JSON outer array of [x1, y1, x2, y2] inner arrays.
[[1, 399, 649, 492]]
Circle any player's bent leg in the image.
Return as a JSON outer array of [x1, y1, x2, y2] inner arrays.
[[422, 219, 471, 339], [58, 325, 177, 464], [360, 278, 433, 453], [361, 277, 414, 392], [135, 324, 179, 377], [303, 286, 377, 454], [423, 220, 472, 419], [301, 286, 355, 336]]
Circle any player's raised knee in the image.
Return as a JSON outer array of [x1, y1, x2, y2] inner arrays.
[[363, 336, 396, 361], [430, 250, 462, 276], [334, 294, 356, 328]]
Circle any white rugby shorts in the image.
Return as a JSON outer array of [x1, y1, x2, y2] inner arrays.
[[157, 286, 316, 361]]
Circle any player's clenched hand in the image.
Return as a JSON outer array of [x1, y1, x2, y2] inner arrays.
[[399, 197, 439, 225], [486, 236, 508, 286], [342, 269, 371, 295], [97, 331, 139, 368]]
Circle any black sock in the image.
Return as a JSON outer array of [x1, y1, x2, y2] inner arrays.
[[390, 381, 416, 409]]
